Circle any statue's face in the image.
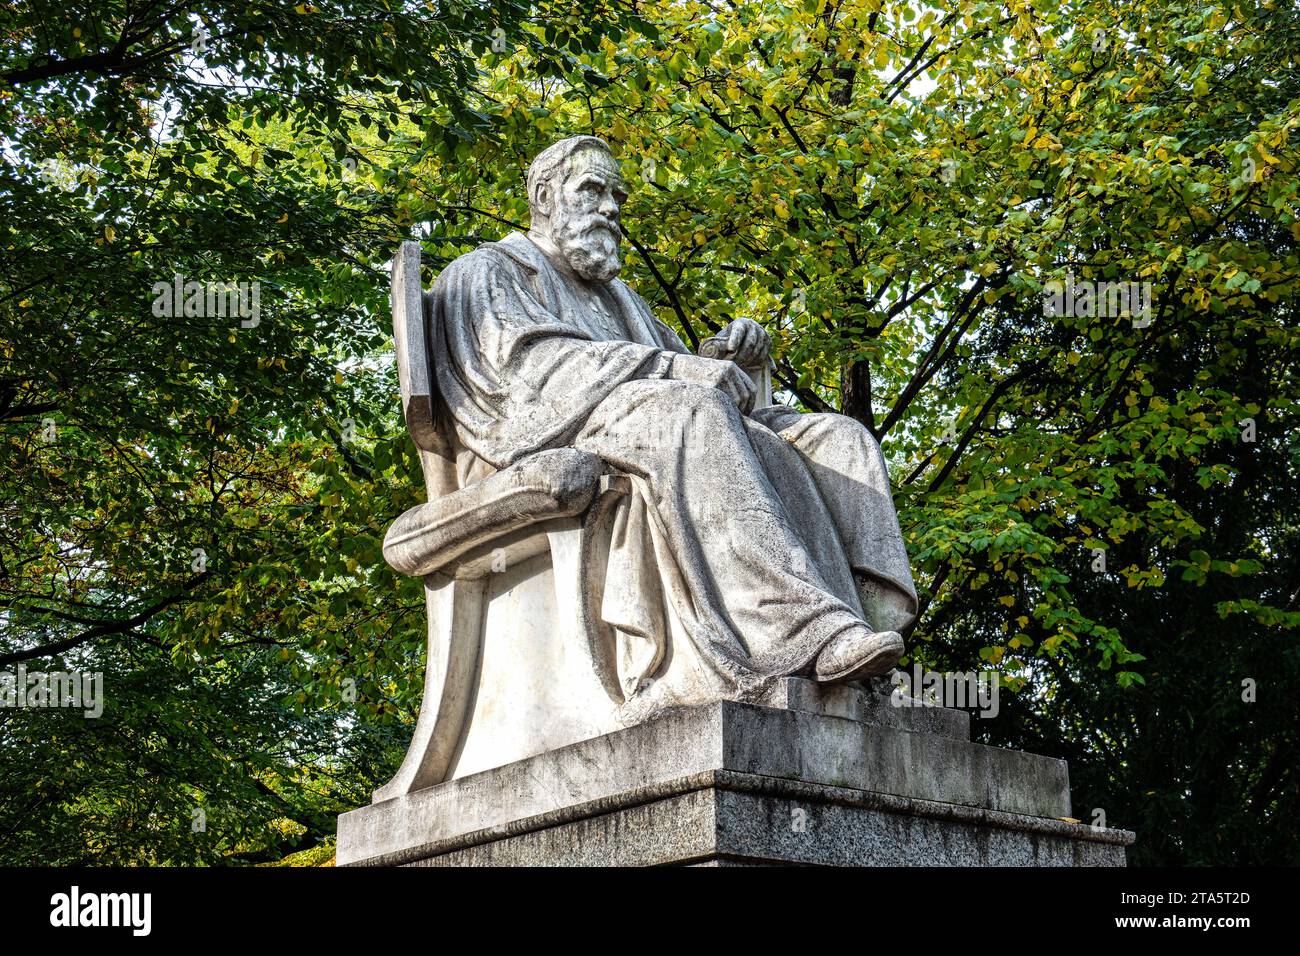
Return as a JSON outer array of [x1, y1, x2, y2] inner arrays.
[[544, 148, 627, 282]]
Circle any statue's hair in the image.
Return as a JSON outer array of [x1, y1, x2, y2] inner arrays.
[[526, 135, 615, 214]]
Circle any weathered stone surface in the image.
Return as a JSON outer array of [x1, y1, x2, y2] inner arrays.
[[404, 778, 1129, 867], [337, 692, 1131, 867], [761, 676, 971, 740]]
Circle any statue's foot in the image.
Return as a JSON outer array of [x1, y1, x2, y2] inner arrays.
[[813, 628, 904, 683]]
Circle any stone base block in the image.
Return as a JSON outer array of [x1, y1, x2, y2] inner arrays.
[[406, 772, 1129, 866], [337, 682, 1133, 866]]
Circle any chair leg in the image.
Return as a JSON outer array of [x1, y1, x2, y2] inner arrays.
[[371, 575, 485, 803]]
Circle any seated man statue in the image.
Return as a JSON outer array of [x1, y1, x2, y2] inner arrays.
[[428, 135, 918, 720]]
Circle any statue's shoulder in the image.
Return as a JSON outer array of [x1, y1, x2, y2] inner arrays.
[[437, 232, 542, 286]]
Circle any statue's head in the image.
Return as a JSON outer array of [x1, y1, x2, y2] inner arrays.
[[526, 135, 627, 283]]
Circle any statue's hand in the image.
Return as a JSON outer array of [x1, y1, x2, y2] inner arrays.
[[699, 318, 770, 369], [669, 353, 758, 415]]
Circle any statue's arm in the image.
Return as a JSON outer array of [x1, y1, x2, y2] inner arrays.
[[436, 251, 756, 459], [614, 324, 758, 414]]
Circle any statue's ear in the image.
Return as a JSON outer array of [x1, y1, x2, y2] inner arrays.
[[533, 181, 552, 220]]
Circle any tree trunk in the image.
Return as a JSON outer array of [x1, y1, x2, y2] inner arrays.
[[840, 359, 875, 434]]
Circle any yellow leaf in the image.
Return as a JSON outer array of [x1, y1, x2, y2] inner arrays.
[[104, 225, 115, 242], [998, 595, 1015, 607]]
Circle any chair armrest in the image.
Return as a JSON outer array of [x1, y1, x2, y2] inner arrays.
[[383, 448, 605, 578]]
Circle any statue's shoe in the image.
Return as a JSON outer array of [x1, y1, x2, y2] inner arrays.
[[813, 628, 904, 683]]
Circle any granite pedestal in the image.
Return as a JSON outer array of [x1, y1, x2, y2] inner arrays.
[[336, 678, 1133, 866]]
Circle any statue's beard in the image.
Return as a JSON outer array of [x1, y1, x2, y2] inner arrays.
[[554, 214, 621, 282]]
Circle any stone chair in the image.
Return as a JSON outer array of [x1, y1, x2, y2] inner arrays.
[[372, 242, 774, 803]]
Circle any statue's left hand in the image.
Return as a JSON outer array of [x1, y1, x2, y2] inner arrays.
[[701, 318, 770, 369]]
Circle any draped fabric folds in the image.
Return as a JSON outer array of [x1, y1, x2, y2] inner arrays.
[[430, 232, 918, 715]]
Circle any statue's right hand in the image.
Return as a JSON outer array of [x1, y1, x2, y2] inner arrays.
[[669, 354, 758, 415]]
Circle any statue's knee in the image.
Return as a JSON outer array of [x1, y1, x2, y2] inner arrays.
[[799, 413, 880, 455], [804, 411, 858, 435], [658, 382, 740, 441], [636, 380, 731, 415], [607, 381, 737, 453], [683, 382, 741, 423]]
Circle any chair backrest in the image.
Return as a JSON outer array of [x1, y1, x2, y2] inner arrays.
[[391, 240, 451, 458]]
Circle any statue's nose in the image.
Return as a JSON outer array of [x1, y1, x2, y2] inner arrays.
[[599, 196, 619, 218]]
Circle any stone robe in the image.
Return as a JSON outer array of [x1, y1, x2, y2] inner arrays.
[[430, 231, 917, 715]]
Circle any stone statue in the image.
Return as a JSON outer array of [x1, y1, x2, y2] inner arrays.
[[375, 135, 918, 795], [338, 137, 1130, 870]]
